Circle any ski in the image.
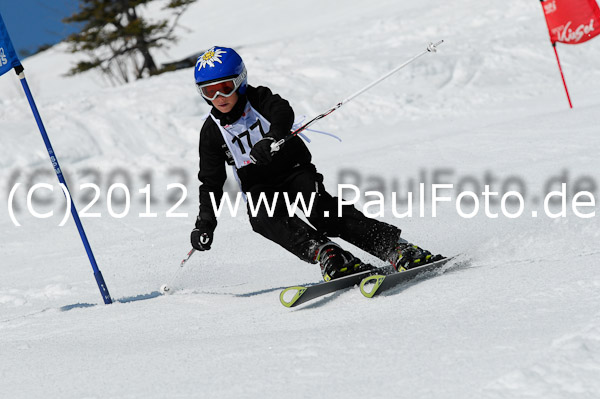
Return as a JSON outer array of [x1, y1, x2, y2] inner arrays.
[[279, 265, 394, 308], [359, 257, 453, 298]]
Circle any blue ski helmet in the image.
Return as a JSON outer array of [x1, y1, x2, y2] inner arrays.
[[194, 46, 247, 96]]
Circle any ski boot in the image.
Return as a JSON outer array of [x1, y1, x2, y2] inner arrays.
[[315, 242, 375, 282], [387, 238, 444, 272]]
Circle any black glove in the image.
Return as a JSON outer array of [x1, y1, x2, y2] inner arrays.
[[250, 136, 279, 165], [191, 220, 215, 251]]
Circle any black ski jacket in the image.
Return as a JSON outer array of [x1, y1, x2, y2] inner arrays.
[[197, 85, 312, 228]]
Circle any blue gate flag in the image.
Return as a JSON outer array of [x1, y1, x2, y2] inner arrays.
[[0, 11, 113, 304], [0, 13, 21, 76]]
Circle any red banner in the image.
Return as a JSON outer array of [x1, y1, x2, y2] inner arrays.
[[541, 0, 600, 44]]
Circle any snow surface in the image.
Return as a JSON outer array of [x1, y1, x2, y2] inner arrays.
[[1, 0, 600, 397]]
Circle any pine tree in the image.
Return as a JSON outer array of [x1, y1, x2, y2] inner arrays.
[[64, 0, 196, 84]]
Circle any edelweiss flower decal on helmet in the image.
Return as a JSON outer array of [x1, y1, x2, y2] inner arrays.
[[196, 47, 227, 70]]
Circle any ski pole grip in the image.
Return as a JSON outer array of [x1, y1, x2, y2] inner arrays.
[[270, 138, 284, 153], [427, 40, 444, 52]]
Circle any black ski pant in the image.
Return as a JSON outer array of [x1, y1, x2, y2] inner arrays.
[[247, 165, 401, 263]]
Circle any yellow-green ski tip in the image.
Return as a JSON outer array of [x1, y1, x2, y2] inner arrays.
[[279, 286, 307, 307], [360, 275, 386, 298]]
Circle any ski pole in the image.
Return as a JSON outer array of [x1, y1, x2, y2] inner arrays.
[[160, 248, 196, 294], [270, 40, 444, 152], [180, 248, 196, 267]]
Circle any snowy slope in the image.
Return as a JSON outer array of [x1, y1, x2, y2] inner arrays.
[[1, 0, 600, 398]]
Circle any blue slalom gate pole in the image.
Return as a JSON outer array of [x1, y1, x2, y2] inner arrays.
[[1, 13, 112, 304], [17, 67, 113, 304]]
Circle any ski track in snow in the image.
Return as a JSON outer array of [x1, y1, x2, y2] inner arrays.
[[1, 0, 600, 397]]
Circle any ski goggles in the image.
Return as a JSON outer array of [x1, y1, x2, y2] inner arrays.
[[196, 70, 247, 101]]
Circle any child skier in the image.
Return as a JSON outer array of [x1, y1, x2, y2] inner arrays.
[[190, 46, 441, 281]]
